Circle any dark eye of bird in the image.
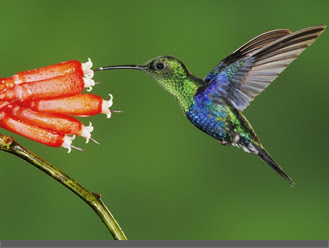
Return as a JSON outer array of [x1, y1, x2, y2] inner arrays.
[[155, 62, 165, 70]]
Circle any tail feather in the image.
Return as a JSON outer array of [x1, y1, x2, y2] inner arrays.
[[257, 147, 295, 187]]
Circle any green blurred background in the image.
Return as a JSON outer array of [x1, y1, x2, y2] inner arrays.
[[0, 0, 328, 240]]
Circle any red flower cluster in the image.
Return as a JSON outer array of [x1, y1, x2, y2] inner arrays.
[[0, 59, 114, 152]]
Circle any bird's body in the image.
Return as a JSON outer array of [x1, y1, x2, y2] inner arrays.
[[96, 25, 326, 186], [186, 92, 259, 150]]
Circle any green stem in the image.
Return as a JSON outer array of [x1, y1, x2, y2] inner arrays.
[[0, 134, 127, 240]]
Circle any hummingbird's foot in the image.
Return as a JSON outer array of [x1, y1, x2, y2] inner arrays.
[[219, 140, 230, 146]]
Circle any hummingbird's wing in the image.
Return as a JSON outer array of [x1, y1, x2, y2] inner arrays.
[[204, 28, 292, 83], [204, 25, 326, 111]]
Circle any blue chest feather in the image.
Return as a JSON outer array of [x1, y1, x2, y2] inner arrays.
[[186, 87, 228, 141]]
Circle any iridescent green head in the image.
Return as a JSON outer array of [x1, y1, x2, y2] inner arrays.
[[142, 55, 190, 93], [95, 55, 203, 111]]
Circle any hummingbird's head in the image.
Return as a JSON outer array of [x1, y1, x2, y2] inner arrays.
[[142, 55, 193, 96], [95, 55, 201, 111], [143, 55, 189, 81], [95, 55, 192, 95]]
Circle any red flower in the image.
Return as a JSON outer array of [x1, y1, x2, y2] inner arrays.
[[0, 59, 115, 152]]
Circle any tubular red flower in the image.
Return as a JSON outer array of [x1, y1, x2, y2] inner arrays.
[[0, 59, 117, 151], [0, 78, 15, 92], [7, 104, 94, 143], [0, 74, 85, 102], [21, 93, 114, 118], [0, 101, 10, 109], [13, 60, 84, 83], [0, 110, 75, 152], [0, 59, 95, 93]]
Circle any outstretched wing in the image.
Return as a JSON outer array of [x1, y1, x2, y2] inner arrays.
[[204, 28, 292, 83], [204, 25, 326, 111]]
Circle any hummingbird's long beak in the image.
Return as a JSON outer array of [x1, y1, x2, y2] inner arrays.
[[94, 65, 147, 71]]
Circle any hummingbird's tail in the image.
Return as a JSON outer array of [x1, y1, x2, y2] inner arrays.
[[256, 146, 295, 187]]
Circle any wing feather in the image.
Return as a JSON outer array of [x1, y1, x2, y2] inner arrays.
[[204, 29, 292, 83], [205, 25, 326, 111]]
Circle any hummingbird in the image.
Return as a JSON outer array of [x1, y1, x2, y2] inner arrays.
[[96, 25, 326, 186]]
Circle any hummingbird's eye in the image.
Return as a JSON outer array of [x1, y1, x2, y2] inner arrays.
[[155, 62, 165, 70]]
